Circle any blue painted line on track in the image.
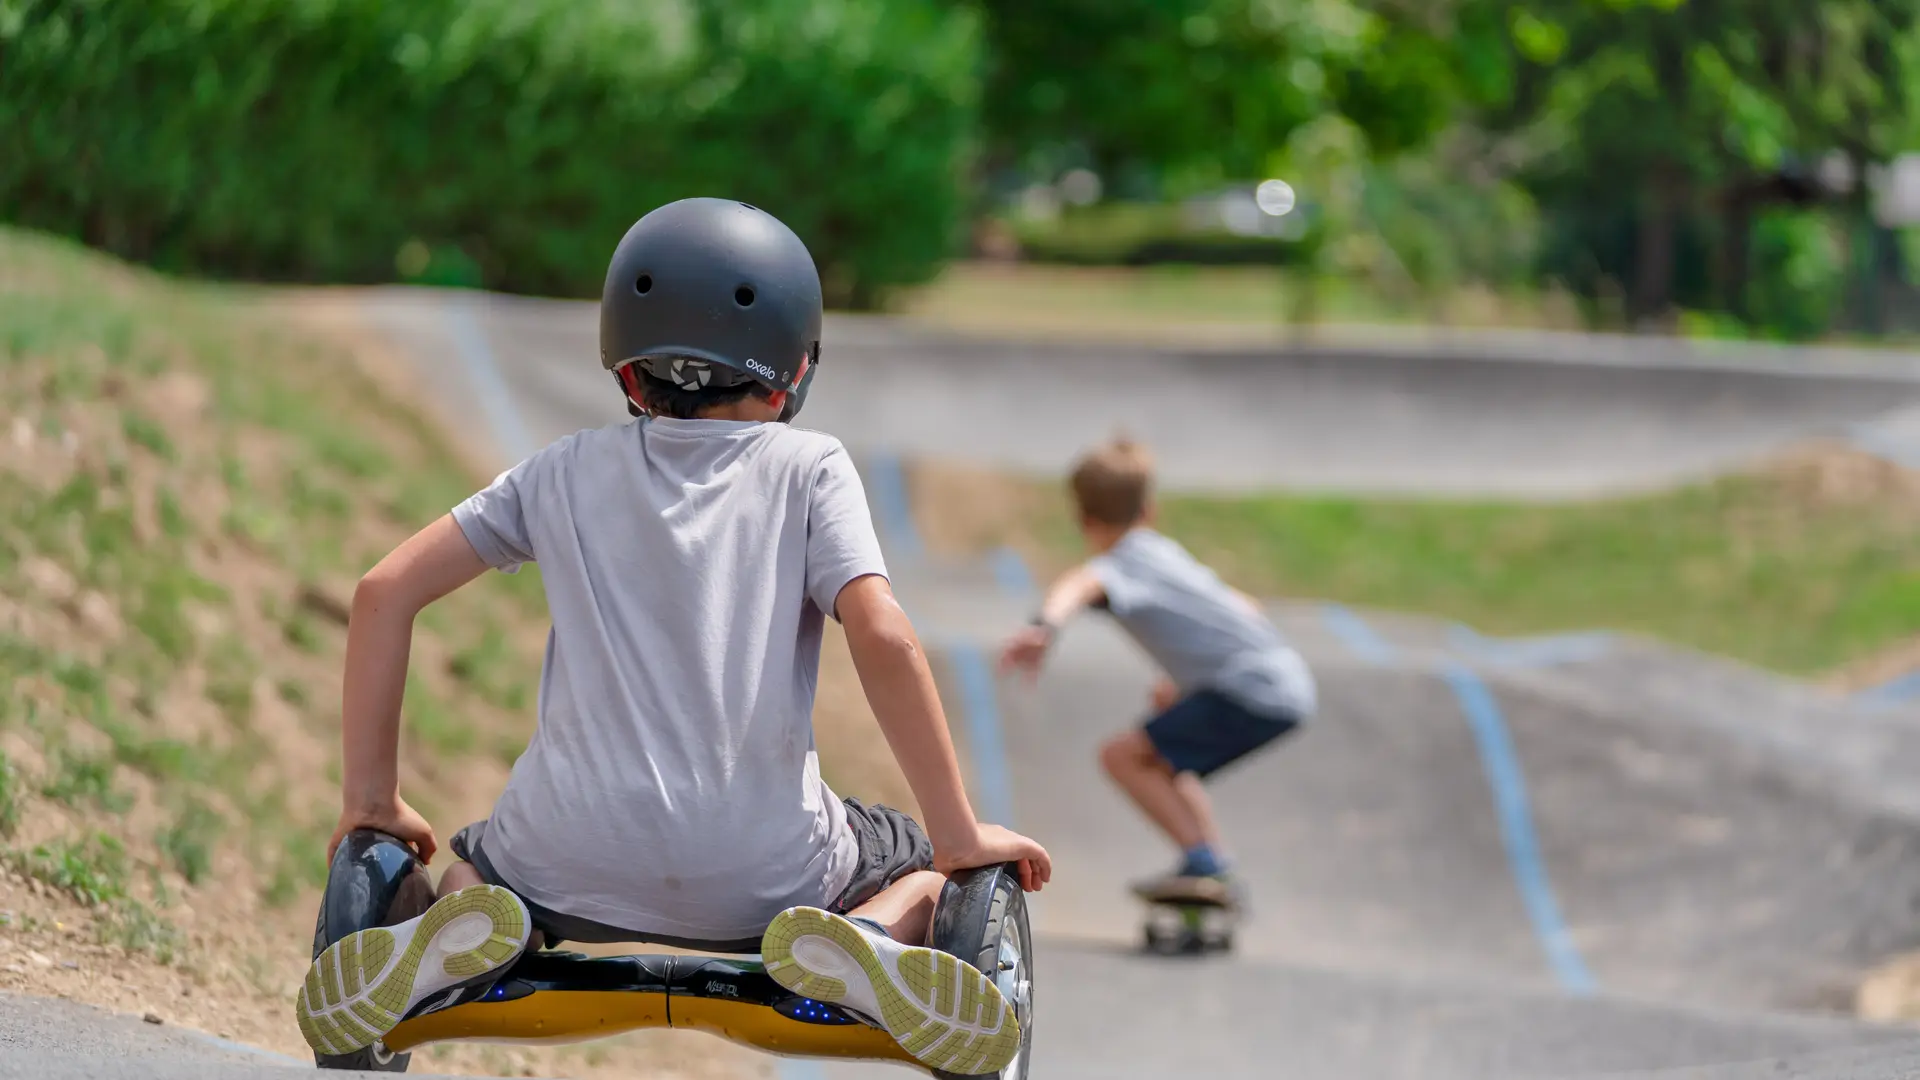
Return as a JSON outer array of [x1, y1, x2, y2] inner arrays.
[[863, 453, 924, 562], [445, 291, 538, 462], [1859, 669, 1920, 705], [948, 644, 1019, 827], [1319, 603, 1396, 664], [989, 544, 1037, 597], [1441, 664, 1597, 995], [1321, 604, 1597, 994]]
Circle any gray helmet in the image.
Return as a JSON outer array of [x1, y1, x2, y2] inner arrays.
[[600, 198, 823, 422]]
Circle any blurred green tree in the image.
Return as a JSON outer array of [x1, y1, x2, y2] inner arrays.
[[966, 0, 1462, 195], [0, 0, 979, 307], [1467, 0, 1920, 332]]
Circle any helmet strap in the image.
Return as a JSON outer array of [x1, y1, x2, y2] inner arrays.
[[614, 364, 649, 417], [775, 350, 812, 424]]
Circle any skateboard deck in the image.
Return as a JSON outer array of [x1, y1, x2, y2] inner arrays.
[[1135, 879, 1240, 955]]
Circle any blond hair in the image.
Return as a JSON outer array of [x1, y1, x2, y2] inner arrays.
[[1069, 436, 1154, 526]]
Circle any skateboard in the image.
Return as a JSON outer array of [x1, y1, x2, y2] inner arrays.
[[1136, 879, 1240, 956]]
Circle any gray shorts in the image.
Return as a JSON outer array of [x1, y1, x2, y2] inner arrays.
[[450, 796, 932, 953]]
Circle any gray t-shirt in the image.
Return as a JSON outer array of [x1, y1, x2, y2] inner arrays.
[[450, 416, 884, 941], [1089, 528, 1316, 721]]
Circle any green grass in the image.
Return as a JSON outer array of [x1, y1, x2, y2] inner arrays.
[[41, 751, 131, 813], [449, 625, 531, 713], [156, 800, 221, 885], [281, 612, 324, 653], [275, 677, 308, 707], [404, 672, 475, 755], [1119, 470, 1920, 675], [121, 411, 176, 461], [0, 751, 19, 838], [204, 641, 258, 725], [14, 833, 132, 908], [8, 834, 180, 960]]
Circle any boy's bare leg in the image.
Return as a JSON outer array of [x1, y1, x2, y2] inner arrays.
[[1174, 772, 1224, 852], [847, 869, 945, 944], [437, 861, 484, 897], [437, 860, 545, 949], [1099, 730, 1207, 850]]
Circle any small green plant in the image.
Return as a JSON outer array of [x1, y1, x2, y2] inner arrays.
[[276, 678, 308, 707], [287, 471, 351, 525], [7, 834, 178, 960], [156, 488, 191, 539], [404, 673, 473, 755], [206, 675, 254, 726], [0, 750, 19, 837], [450, 626, 529, 712], [103, 898, 179, 962], [41, 751, 131, 812], [281, 613, 323, 654], [264, 867, 297, 907], [95, 714, 194, 780], [13, 833, 130, 907], [132, 567, 228, 662], [219, 453, 248, 494], [50, 657, 106, 698], [121, 411, 175, 461], [156, 800, 221, 885]]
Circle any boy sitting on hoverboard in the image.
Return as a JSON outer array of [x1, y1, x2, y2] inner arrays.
[[1000, 437, 1313, 905], [294, 199, 1048, 1077]]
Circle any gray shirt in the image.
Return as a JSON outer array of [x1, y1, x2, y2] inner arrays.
[[450, 417, 883, 941], [1090, 528, 1316, 721]]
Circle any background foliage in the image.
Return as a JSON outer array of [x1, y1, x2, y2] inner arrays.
[[0, 0, 978, 307], [4, 0, 1920, 333]]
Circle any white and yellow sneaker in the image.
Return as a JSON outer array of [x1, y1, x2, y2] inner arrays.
[[295, 884, 529, 1056], [762, 906, 1020, 1076]]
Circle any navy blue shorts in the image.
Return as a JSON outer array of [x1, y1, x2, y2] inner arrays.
[[1144, 690, 1299, 778]]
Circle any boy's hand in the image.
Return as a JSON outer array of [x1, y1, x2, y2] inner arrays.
[[997, 625, 1053, 679], [327, 795, 438, 866], [1150, 677, 1179, 713], [935, 823, 1053, 894]]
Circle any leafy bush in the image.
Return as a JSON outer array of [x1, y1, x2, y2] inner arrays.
[[0, 0, 979, 307], [1744, 209, 1847, 341]]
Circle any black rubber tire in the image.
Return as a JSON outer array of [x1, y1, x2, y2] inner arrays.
[[928, 863, 1033, 1080], [310, 831, 433, 1073], [316, 1045, 410, 1072]]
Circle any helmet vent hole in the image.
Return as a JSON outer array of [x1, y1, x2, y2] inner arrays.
[[735, 285, 756, 307], [635, 274, 653, 295]]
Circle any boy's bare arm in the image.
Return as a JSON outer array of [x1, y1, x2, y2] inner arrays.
[[331, 514, 491, 862], [1034, 563, 1107, 628], [835, 574, 1051, 890], [997, 562, 1105, 676]]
